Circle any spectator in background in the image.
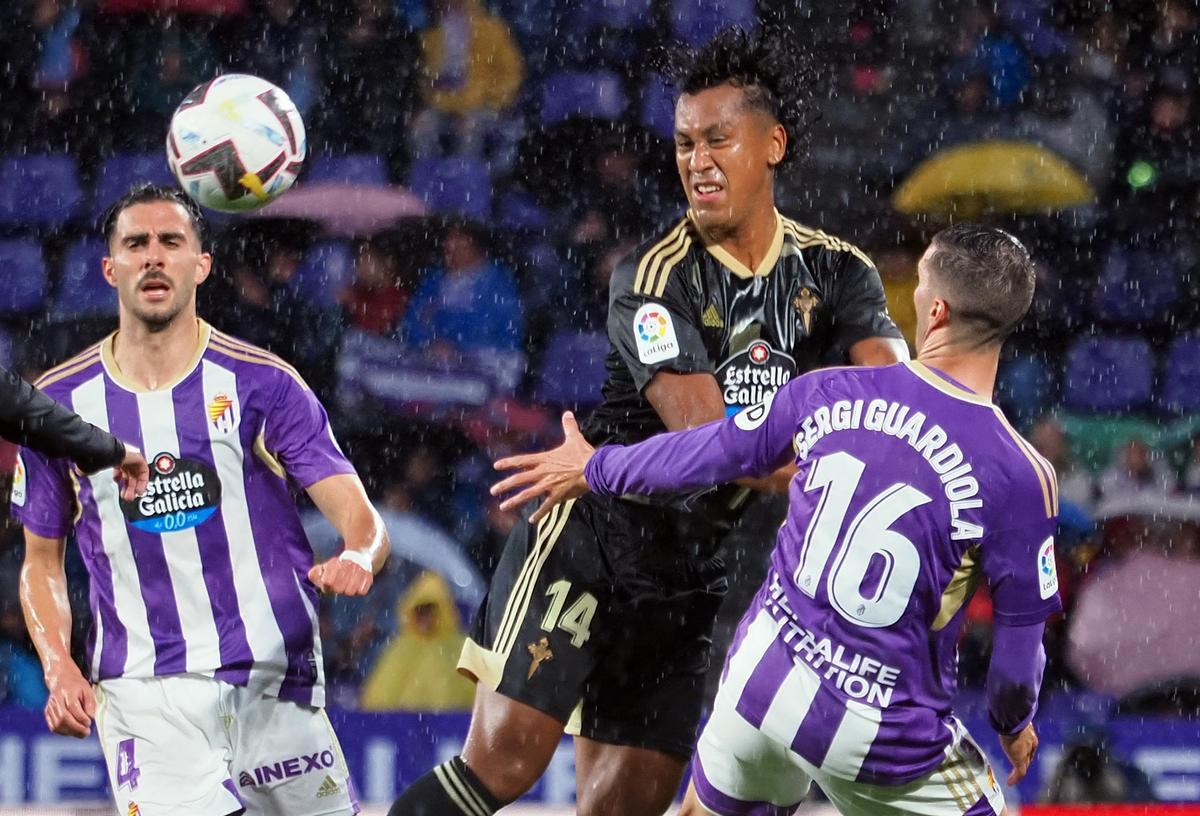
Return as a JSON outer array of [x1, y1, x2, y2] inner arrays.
[[411, 0, 524, 161], [400, 220, 523, 362], [0, 1, 100, 161], [1030, 415, 1097, 514], [204, 225, 342, 398], [225, 0, 321, 117], [1099, 437, 1174, 503], [340, 238, 409, 336], [1074, 11, 1129, 89], [124, 14, 219, 147], [318, 0, 418, 161], [1144, 0, 1199, 79], [1041, 732, 1155, 804], [1116, 70, 1199, 205], [1015, 62, 1114, 186], [1179, 432, 1200, 493], [360, 571, 475, 711]]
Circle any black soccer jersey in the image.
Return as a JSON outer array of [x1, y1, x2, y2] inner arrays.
[[582, 210, 902, 522]]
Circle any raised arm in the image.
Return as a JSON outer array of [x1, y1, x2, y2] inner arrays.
[[20, 531, 95, 738], [493, 380, 804, 522]]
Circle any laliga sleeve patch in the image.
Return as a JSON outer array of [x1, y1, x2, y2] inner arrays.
[[633, 303, 680, 365], [1037, 536, 1058, 600], [734, 389, 776, 432], [10, 453, 25, 507]]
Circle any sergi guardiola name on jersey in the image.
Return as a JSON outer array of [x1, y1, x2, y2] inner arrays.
[[794, 399, 984, 542], [765, 572, 900, 708]]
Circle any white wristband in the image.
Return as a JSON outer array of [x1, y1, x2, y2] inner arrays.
[[338, 550, 373, 573]]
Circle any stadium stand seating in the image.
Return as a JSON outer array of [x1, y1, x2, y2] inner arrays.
[[539, 70, 628, 126], [1063, 334, 1155, 413], [0, 239, 49, 314], [0, 154, 84, 230], [407, 156, 492, 220]]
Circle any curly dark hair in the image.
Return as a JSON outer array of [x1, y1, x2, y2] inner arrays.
[[661, 26, 821, 167]]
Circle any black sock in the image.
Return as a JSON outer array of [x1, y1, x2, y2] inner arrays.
[[388, 756, 504, 816]]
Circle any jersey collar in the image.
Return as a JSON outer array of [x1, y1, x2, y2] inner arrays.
[[904, 361, 992, 406], [688, 208, 785, 279], [101, 318, 212, 393]]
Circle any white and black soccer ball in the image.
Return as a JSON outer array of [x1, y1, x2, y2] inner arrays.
[[167, 74, 306, 213]]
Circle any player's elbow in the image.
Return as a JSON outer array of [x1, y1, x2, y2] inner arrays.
[[987, 676, 1038, 734]]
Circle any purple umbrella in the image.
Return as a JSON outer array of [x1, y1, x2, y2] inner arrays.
[[250, 181, 427, 236], [1068, 548, 1200, 697]]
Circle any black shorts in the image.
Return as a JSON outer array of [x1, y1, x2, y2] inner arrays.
[[457, 493, 726, 759]]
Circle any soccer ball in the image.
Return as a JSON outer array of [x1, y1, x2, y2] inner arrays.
[[167, 74, 306, 213]]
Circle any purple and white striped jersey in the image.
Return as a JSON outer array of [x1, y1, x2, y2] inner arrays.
[[585, 361, 1062, 784], [12, 321, 356, 707]]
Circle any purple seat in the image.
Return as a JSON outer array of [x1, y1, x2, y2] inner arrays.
[[1158, 333, 1200, 414], [304, 153, 389, 186], [640, 73, 677, 140], [407, 157, 492, 220], [496, 189, 550, 232], [569, 0, 654, 32], [293, 240, 355, 308], [1063, 335, 1154, 413], [534, 329, 610, 409], [669, 0, 756, 45], [0, 154, 83, 229], [1091, 246, 1179, 326], [51, 239, 117, 319], [539, 71, 628, 126], [93, 153, 177, 218], [0, 240, 49, 314]]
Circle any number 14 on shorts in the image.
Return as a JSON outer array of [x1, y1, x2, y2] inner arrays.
[[541, 580, 597, 647]]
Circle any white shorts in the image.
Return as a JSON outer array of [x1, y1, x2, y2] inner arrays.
[[692, 688, 1006, 816], [95, 674, 358, 816]]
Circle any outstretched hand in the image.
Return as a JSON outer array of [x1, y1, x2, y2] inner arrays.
[[491, 412, 595, 524], [115, 445, 149, 502]]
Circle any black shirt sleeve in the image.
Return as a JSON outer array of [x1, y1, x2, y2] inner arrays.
[[822, 248, 905, 364], [0, 367, 125, 474], [607, 246, 711, 392]]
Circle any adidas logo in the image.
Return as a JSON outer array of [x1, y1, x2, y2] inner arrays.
[[702, 303, 724, 328], [316, 775, 340, 798]]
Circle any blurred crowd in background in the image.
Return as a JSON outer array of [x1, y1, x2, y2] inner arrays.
[[0, 0, 1197, 802]]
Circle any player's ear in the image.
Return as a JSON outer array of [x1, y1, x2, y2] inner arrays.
[[195, 252, 213, 285], [767, 123, 786, 168], [929, 297, 951, 332], [101, 256, 117, 289]]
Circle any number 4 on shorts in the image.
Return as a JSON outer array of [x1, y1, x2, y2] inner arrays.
[[541, 580, 598, 647]]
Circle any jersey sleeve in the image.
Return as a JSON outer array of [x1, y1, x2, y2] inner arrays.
[[10, 446, 75, 539], [584, 374, 809, 496], [822, 247, 904, 363], [980, 464, 1063, 627], [262, 372, 357, 489], [607, 238, 711, 392]]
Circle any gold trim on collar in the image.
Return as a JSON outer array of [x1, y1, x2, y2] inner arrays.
[[905, 361, 991, 405], [688, 209, 784, 279], [101, 318, 211, 393]]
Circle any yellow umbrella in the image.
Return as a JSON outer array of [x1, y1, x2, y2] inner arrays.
[[892, 140, 1095, 218]]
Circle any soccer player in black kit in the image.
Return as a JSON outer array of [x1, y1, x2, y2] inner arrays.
[[389, 27, 909, 816]]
